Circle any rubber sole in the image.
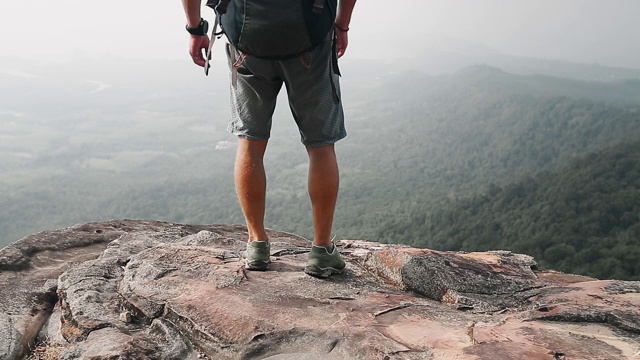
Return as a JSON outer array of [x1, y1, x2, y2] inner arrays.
[[244, 260, 269, 271], [304, 264, 345, 278]]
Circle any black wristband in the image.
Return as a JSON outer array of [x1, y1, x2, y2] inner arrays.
[[186, 18, 209, 36]]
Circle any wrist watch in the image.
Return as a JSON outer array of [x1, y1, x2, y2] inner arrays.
[[186, 18, 209, 36]]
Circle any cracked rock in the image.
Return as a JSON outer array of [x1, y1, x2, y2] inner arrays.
[[1, 220, 639, 359]]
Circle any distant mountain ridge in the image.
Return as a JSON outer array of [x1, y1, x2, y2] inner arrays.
[[450, 64, 640, 106], [376, 40, 640, 83], [346, 65, 640, 188]]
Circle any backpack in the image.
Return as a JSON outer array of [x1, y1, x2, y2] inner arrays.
[[205, 0, 337, 59]]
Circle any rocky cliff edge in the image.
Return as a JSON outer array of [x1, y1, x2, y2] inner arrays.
[[0, 220, 639, 359]]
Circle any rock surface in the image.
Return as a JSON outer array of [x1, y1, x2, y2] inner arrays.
[[0, 220, 638, 359]]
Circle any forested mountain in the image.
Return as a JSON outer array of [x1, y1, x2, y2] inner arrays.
[[2, 62, 640, 280], [341, 67, 640, 191], [323, 68, 640, 281], [382, 141, 640, 280]]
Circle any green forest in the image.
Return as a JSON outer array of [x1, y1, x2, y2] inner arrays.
[[2, 63, 640, 280], [384, 141, 640, 280]]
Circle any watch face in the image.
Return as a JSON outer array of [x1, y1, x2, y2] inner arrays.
[[201, 20, 209, 34]]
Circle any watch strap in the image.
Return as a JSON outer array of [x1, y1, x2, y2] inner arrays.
[[186, 18, 208, 36]]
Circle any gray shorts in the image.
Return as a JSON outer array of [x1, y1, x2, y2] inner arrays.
[[225, 37, 346, 147]]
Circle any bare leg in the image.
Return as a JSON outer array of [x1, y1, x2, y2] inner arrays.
[[306, 144, 339, 247], [235, 138, 269, 242]]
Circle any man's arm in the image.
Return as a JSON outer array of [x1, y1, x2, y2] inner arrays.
[[335, 0, 357, 58], [182, 0, 210, 67]]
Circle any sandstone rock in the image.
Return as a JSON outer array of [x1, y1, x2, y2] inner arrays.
[[0, 220, 228, 359], [0, 312, 22, 360], [1, 220, 639, 359]]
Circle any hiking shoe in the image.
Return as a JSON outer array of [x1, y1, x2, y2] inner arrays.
[[242, 241, 270, 271], [305, 243, 346, 278]]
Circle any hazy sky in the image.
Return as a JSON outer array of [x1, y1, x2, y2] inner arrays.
[[1, 0, 640, 68]]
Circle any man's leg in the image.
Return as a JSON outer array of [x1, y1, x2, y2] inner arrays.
[[305, 144, 346, 278], [306, 144, 339, 246], [235, 138, 269, 242]]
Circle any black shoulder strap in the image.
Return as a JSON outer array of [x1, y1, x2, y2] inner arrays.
[[206, 0, 230, 14], [205, 0, 218, 10], [313, 0, 325, 14]]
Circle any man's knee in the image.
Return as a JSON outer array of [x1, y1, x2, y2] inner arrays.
[[306, 143, 336, 158]]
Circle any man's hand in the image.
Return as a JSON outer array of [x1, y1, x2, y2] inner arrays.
[[336, 27, 348, 58], [335, 0, 356, 58], [189, 35, 211, 67]]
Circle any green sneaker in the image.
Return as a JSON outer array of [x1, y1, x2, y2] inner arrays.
[[242, 241, 270, 271], [305, 243, 346, 278]]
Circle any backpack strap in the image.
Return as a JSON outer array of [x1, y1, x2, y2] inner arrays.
[[313, 0, 325, 14], [204, 0, 230, 75], [204, 14, 221, 76]]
